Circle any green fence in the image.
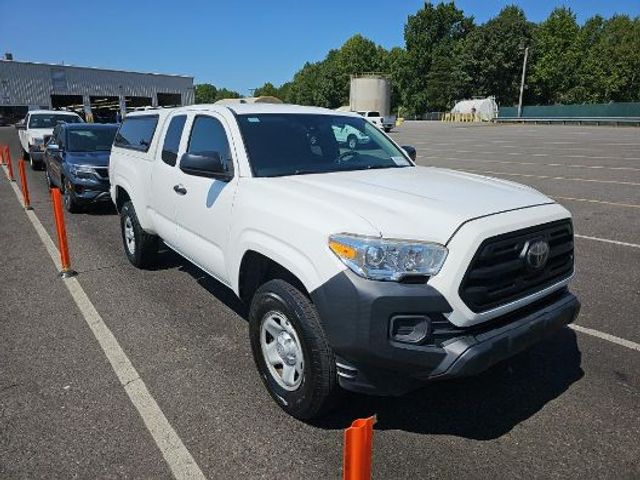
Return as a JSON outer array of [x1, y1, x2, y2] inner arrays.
[[499, 102, 640, 118]]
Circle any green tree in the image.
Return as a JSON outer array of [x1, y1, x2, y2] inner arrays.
[[215, 88, 242, 101], [194, 84, 242, 103], [570, 15, 606, 103], [528, 7, 581, 104], [461, 5, 533, 105], [425, 42, 472, 111], [403, 1, 474, 114], [194, 83, 218, 104], [582, 15, 640, 102], [254, 82, 280, 98]]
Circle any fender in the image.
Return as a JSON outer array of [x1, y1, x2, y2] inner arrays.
[[112, 176, 156, 234], [229, 229, 335, 298]]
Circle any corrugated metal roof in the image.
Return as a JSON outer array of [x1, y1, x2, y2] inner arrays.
[[0, 60, 194, 108], [0, 59, 193, 79]]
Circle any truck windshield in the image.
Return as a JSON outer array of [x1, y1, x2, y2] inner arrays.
[[29, 114, 83, 129], [67, 127, 118, 152], [237, 114, 412, 177]]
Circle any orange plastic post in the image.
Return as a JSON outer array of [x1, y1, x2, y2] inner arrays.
[[4, 146, 15, 181], [343, 416, 376, 480], [18, 158, 32, 210], [50, 187, 77, 278]]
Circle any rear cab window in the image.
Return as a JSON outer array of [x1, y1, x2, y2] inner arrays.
[[114, 115, 159, 152], [161, 115, 187, 166]]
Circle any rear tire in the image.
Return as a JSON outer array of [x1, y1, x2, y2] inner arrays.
[[120, 201, 159, 268], [29, 156, 42, 171], [249, 279, 339, 420]]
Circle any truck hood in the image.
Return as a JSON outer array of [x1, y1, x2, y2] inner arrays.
[[276, 166, 554, 244]]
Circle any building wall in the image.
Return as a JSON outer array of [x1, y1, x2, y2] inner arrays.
[[0, 60, 194, 110], [498, 102, 640, 118]]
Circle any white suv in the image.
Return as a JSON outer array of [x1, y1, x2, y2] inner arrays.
[[16, 110, 84, 170], [109, 104, 579, 419]]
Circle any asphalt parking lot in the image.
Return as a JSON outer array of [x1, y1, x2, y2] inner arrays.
[[1, 122, 639, 479]]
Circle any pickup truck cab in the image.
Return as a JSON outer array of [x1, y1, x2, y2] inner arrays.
[[110, 104, 579, 419], [357, 110, 396, 132], [16, 110, 84, 170]]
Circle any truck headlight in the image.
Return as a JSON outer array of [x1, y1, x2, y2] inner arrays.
[[328, 234, 447, 281], [69, 164, 97, 179]]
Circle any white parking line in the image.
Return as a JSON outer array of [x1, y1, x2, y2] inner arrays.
[[454, 168, 640, 186], [570, 324, 640, 352], [553, 196, 640, 209], [423, 156, 640, 172], [575, 234, 640, 249], [1, 165, 206, 480]]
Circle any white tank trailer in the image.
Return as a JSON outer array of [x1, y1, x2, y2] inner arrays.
[[349, 74, 392, 117]]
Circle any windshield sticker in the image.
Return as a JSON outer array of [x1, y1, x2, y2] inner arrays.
[[391, 156, 406, 165], [247, 117, 260, 123]]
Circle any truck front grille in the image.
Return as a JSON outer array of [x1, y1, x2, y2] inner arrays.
[[459, 219, 574, 313]]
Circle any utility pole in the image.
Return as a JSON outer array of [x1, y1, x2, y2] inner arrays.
[[517, 46, 529, 118]]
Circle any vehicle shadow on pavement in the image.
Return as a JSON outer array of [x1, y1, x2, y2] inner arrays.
[[83, 203, 118, 216], [313, 328, 583, 440]]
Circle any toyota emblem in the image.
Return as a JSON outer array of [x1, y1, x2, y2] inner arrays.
[[525, 239, 550, 270]]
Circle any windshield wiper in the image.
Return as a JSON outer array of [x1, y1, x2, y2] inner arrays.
[[292, 168, 322, 175]]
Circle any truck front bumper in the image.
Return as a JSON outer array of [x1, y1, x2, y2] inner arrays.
[[66, 176, 111, 205], [311, 271, 580, 395]]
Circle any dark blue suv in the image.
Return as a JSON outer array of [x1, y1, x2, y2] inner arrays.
[[44, 123, 118, 212]]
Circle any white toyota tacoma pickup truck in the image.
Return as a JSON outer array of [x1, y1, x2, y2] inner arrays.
[[109, 104, 579, 419], [16, 110, 84, 170], [357, 110, 396, 132]]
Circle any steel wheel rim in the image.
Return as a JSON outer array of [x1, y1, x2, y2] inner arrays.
[[124, 215, 136, 255], [260, 310, 304, 391]]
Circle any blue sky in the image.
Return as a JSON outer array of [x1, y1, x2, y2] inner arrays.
[[1, 1, 638, 94]]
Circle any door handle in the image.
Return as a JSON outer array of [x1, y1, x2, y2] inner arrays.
[[173, 184, 187, 195]]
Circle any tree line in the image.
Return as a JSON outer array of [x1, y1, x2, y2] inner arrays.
[[195, 2, 640, 115]]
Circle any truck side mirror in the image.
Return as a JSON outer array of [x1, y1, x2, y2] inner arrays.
[[179, 151, 232, 181], [402, 145, 417, 162]]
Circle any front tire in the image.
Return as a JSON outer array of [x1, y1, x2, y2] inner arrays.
[[44, 168, 52, 190], [62, 178, 81, 213], [120, 201, 159, 268], [249, 279, 338, 420]]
